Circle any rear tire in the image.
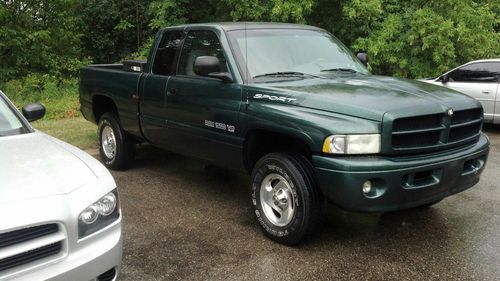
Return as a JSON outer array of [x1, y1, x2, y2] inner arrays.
[[98, 113, 135, 170], [250, 152, 320, 245]]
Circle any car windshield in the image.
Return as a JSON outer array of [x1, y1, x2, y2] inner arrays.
[[0, 95, 28, 136], [227, 28, 369, 82]]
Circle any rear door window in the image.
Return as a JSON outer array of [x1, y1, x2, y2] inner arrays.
[[448, 62, 500, 82], [152, 31, 184, 76]]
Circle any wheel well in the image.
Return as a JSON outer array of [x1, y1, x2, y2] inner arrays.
[[92, 95, 117, 123], [244, 130, 312, 172]]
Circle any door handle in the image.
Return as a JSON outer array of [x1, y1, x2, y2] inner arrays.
[[482, 90, 492, 94], [132, 94, 140, 103], [167, 88, 177, 96]]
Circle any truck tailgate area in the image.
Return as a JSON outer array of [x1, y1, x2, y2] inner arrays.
[[79, 64, 143, 134]]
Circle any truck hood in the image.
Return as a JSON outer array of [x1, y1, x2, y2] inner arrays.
[[0, 132, 109, 204], [250, 75, 478, 121]]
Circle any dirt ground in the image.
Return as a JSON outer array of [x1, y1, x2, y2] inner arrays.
[[104, 125, 500, 281]]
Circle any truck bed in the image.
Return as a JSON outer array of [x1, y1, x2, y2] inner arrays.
[[79, 64, 143, 136]]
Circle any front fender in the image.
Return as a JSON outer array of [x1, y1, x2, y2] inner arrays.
[[243, 102, 381, 153]]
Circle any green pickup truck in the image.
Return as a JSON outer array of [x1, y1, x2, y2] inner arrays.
[[80, 22, 489, 245]]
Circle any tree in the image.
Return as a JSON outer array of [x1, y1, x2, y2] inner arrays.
[[2, 0, 499, 81], [78, 0, 152, 64], [350, 0, 500, 78], [0, 0, 86, 81], [223, 0, 314, 22]]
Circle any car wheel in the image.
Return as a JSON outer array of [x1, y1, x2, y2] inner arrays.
[[251, 152, 320, 245], [98, 113, 135, 170]]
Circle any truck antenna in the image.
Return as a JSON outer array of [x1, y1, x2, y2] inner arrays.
[[245, 21, 249, 106]]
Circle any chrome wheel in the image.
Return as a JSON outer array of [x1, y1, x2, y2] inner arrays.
[[260, 173, 295, 227], [101, 125, 116, 159]]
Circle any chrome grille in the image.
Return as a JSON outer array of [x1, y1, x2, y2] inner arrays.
[[390, 108, 482, 153]]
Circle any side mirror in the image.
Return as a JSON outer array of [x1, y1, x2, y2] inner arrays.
[[356, 52, 369, 67], [439, 74, 449, 83], [22, 103, 45, 122], [193, 56, 233, 82]]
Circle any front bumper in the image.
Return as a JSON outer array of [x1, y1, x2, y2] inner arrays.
[[18, 222, 122, 281], [313, 134, 490, 212], [0, 175, 122, 281]]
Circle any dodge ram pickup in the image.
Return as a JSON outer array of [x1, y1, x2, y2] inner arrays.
[[80, 22, 490, 245]]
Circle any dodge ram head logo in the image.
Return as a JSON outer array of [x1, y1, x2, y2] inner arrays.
[[447, 108, 454, 117], [253, 94, 297, 103]]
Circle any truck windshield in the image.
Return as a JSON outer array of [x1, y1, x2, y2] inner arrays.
[[227, 28, 369, 82], [0, 95, 28, 137]]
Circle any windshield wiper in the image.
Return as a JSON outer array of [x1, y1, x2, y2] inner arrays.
[[253, 71, 323, 79], [320, 68, 359, 73]]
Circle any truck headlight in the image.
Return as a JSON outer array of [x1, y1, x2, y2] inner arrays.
[[78, 189, 120, 239], [322, 134, 381, 154]]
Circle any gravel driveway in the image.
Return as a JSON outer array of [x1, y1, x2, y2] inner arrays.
[[101, 125, 500, 281]]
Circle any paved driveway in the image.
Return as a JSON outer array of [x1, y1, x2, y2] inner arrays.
[[109, 125, 500, 281]]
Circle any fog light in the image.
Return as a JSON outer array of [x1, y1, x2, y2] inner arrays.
[[362, 180, 372, 194]]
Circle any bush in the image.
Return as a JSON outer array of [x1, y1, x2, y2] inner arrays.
[[1, 75, 80, 120]]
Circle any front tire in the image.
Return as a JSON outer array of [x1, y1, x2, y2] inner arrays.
[[98, 113, 135, 170], [251, 152, 320, 245]]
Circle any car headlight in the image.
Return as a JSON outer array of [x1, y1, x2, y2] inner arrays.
[[78, 189, 120, 239], [322, 134, 381, 154]]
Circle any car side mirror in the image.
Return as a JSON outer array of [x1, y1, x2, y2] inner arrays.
[[356, 52, 369, 67], [22, 103, 45, 122], [440, 74, 449, 83], [193, 56, 233, 82]]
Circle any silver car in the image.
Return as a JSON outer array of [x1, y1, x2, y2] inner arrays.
[[0, 91, 122, 281], [422, 59, 500, 124]]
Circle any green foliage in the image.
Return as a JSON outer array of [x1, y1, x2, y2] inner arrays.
[[0, 0, 89, 82], [146, 0, 314, 30], [148, 0, 189, 30], [221, 0, 314, 22], [78, 0, 152, 64], [2, 0, 499, 101], [1, 76, 80, 120], [4, 0, 498, 81], [352, 0, 500, 78]]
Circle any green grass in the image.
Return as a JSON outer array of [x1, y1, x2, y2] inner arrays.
[[1, 75, 80, 120], [32, 117, 98, 150], [1, 76, 98, 150]]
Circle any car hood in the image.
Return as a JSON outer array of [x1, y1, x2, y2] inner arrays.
[[0, 131, 109, 204], [250, 75, 479, 121]]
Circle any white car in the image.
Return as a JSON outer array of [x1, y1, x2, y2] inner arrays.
[[0, 90, 122, 281], [421, 59, 500, 124]]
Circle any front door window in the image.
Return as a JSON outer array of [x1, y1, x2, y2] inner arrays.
[[177, 31, 229, 76]]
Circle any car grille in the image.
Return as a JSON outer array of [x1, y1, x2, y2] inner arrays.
[[0, 243, 62, 272], [0, 224, 65, 274], [0, 224, 58, 248], [391, 108, 482, 153]]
